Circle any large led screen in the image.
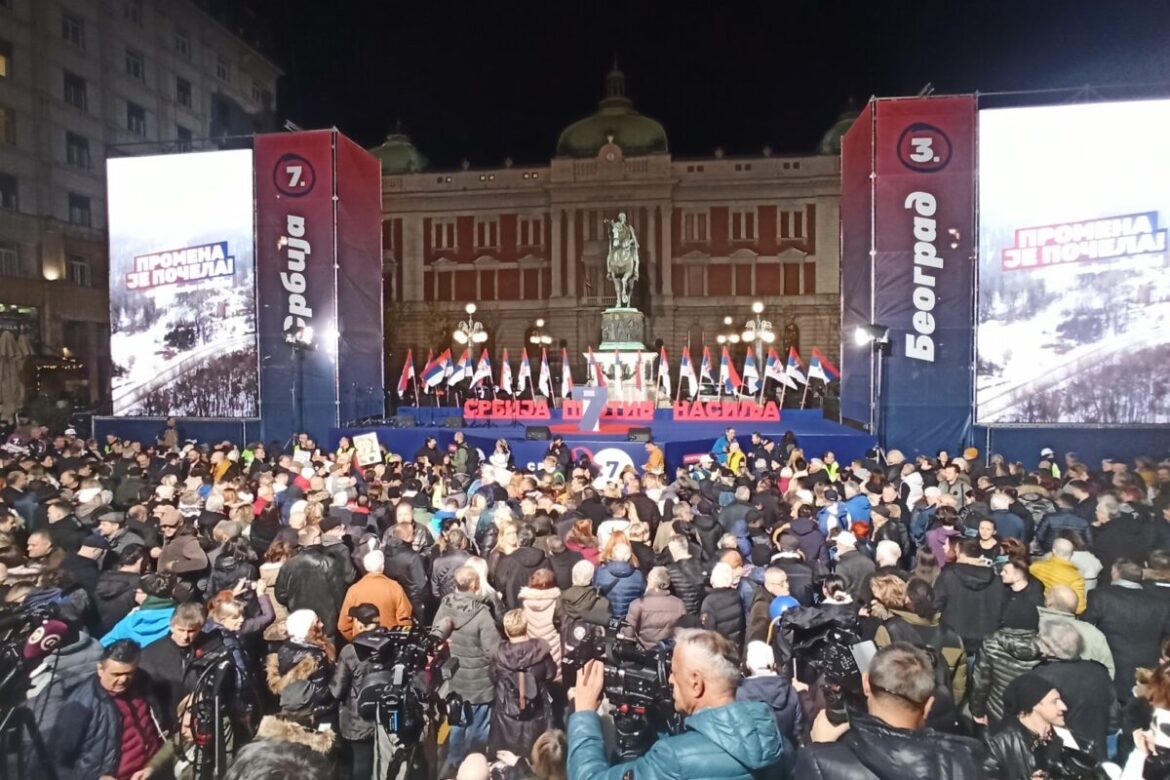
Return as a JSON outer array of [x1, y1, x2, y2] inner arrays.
[[976, 100, 1170, 424], [107, 150, 258, 416]]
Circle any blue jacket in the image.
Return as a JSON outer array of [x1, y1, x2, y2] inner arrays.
[[1035, 511, 1092, 552], [568, 700, 790, 780], [100, 600, 176, 648], [593, 561, 646, 619], [842, 495, 871, 525], [988, 509, 1028, 543]]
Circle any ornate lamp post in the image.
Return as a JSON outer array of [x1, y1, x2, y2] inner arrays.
[[452, 303, 488, 350], [741, 301, 776, 358]]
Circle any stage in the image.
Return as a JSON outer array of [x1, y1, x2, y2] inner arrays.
[[331, 409, 875, 475]]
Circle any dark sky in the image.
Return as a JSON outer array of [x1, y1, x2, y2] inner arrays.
[[242, 0, 1170, 168]]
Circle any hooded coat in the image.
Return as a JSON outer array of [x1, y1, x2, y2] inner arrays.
[[556, 585, 611, 627], [567, 700, 788, 780], [24, 633, 103, 741], [434, 591, 501, 704], [93, 570, 141, 635], [934, 561, 1005, 651], [969, 627, 1043, 721], [498, 547, 554, 610], [100, 596, 175, 648], [489, 638, 557, 757], [795, 711, 987, 780], [788, 516, 828, 568]]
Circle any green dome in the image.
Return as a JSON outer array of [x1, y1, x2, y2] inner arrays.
[[369, 132, 428, 174], [556, 68, 668, 158], [818, 109, 860, 156]]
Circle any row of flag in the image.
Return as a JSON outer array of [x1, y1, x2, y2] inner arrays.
[[396, 344, 839, 399]]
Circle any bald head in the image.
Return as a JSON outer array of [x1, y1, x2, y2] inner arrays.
[[1051, 538, 1074, 560], [1045, 584, 1079, 614]]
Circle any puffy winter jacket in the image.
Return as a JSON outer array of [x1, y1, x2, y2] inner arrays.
[[699, 587, 745, 647], [983, 717, 1065, 780], [25, 633, 103, 745], [556, 585, 611, 627], [625, 591, 687, 650], [93, 570, 140, 635], [666, 557, 706, 614], [969, 627, 1042, 721], [568, 700, 788, 780], [789, 516, 828, 568], [51, 677, 162, 780], [498, 546, 554, 610], [100, 596, 176, 648], [434, 591, 501, 704], [519, 585, 562, 665], [795, 711, 986, 780], [489, 638, 557, 756], [593, 561, 646, 619], [381, 535, 429, 619], [736, 673, 805, 747]]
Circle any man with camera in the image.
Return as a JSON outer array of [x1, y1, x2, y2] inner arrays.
[[567, 628, 789, 780], [331, 603, 387, 780], [794, 643, 987, 779]]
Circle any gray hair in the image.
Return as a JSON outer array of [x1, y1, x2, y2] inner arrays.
[[988, 492, 1012, 511], [735, 486, 751, 502], [875, 540, 901, 567], [647, 566, 671, 592], [571, 559, 595, 587], [363, 549, 385, 574], [1097, 495, 1121, 520], [710, 562, 734, 589], [1037, 619, 1083, 660], [667, 535, 691, 560], [867, 643, 936, 708], [674, 628, 741, 691]]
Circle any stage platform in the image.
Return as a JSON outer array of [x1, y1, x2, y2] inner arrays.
[[332, 409, 875, 474]]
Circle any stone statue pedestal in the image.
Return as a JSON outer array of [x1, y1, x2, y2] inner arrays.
[[599, 308, 645, 351], [592, 309, 654, 403]]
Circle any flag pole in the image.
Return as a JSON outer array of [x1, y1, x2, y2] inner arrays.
[[800, 378, 811, 409]]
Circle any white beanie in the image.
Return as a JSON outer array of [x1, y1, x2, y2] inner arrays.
[[285, 609, 317, 641], [745, 641, 775, 674]]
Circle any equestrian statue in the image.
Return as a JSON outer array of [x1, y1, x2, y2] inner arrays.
[[604, 212, 640, 309]]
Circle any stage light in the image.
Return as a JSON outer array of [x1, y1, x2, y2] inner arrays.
[[854, 327, 870, 347], [762, 331, 775, 344], [283, 324, 315, 348], [854, 323, 890, 348], [535, 318, 545, 328]]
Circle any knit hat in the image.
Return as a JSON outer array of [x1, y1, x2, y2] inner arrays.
[[24, 620, 71, 663], [347, 603, 380, 626], [285, 609, 317, 641], [1004, 673, 1056, 716], [835, 531, 857, 550], [745, 641, 776, 674], [1001, 599, 1040, 631]]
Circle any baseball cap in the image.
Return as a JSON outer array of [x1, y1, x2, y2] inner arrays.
[[347, 603, 380, 625], [63, 427, 77, 436], [1040, 447, 1055, 458], [823, 489, 839, 502]]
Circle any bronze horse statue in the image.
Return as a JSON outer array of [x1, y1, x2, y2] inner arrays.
[[605, 212, 640, 309]]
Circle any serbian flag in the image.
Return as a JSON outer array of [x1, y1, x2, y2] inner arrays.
[[658, 346, 671, 397], [678, 347, 698, 398], [742, 346, 761, 394], [419, 348, 434, 393], [447, 348, 470, 385], [517, 348, 533, 393], [423, 349, 450, 388], [561, 348, 574, 398], [809, 348, 841, 382], [612, 349, 623, 392], [786, 347, 807, 385], [719, 346, 743, 395], [635, 350, 644, 391], [766, 347, 796, 390], [699, 346, 715, 385], [396, 349, 415, 397], [470, 351, 493, 389], [538, 348, 553, 397], [499, 349, 514, 395], [586, 347, 606, 387]]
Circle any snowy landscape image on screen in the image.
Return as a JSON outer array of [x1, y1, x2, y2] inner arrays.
[[976, 100, 1170, 425], [107, 150, 259, 417]]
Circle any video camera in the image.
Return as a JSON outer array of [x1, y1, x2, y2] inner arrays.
[[0, 602, 63, 709], [353, 618, 466, 743], [562, 618, 681, 760]]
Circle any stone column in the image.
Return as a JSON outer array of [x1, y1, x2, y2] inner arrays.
[[402, 214, 424, 301], [659, 204, 673, 296], [566, 208, 577, 299], [550, 208, 563, 298], [646, 206, 657, 294]]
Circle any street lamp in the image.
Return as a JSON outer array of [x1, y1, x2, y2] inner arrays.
[[854, 322, 891, 447], [528, 318, 553, 347], [741, 301, 775, 357], [453, 303, 488, 346], [716, 315, 741, 345]]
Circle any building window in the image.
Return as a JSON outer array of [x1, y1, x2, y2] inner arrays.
[[0, 38, 11, 79], [67, 254, 92, 286], [0, 243, 17, 277], [475, 217, 499, 248], [216, 57, 229, 82], [176, 125, 192, 150], [174, 27, 190, 57], [0, 172, 16, 211], [66, 132, 90, 169], [782, 263, 801, 296], [124, 0, 142, 26], [68, 193, 91, 226], [0, 105, 13, 145], [126, 102, 146, 136], [780, 207, 806, 240], [251, 80, 266, 103], [62, 12, 85, 50], [176, 77, 191, 108], [683, 211, 708, 242], [431, 219, 456, 250], [125, 48, 145, 81], [64, 71, 87, 110], [519, 216, 543, 246], [731, 208, 757, 241]]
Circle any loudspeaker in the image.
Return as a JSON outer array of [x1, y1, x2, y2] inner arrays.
[[526, 426, 551, 441], [627, 427, 652, 443], [394, 414, 416, 428], [443, 415, 465, 428]]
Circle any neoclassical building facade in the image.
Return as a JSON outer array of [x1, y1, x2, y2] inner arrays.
[[375, 68, 850, 386]]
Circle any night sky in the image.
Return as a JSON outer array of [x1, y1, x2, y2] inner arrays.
[[243, 0, 1170, 168]]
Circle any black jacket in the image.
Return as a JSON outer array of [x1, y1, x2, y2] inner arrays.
[[699, 587, 745, 646], [381, 536, 429, 618], [1030, 659, 1114, 760], [794, 711, 987, 780], [666, 557, 706, 614], [431, 548, 472, 601], [546, 548, 583, 591], [497, 547, 553, 610], [47, 516, 87, 555], [835, 550, 875, 601], [770, 555, 816, 606], [274, 545, 348, 635], [1091, 513, 1155, 572], [969, 628, 1042, 721], [983, 718, 1065, 780], [935, 561, 1004, 650], [138, 635, 193, 733], [1083, 582, 1170, 700], [692, 514, 724, 559], [93, 570, 140, 635], [488, 638, 557, 756]]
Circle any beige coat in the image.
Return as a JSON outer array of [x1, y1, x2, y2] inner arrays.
[[519, 585, 562, 666]]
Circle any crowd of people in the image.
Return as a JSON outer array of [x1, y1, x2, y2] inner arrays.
[[1, 418, 1169, 779]]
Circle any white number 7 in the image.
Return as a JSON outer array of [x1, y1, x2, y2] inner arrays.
[[286, 165, 303, 187]]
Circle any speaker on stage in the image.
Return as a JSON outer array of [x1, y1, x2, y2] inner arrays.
[[526, 426, 551, 441], [627, 427, 652, 443], [444, 415, 465, 429], [394, 414, 416, 428]]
